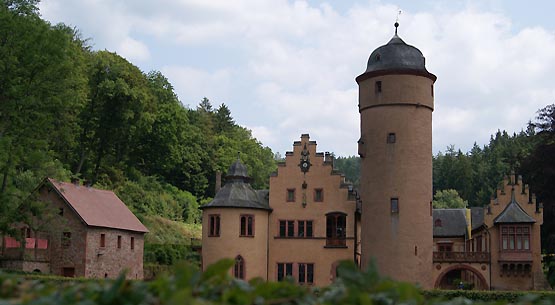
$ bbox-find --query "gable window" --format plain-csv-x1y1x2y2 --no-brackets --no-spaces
234,256,245,280
391,198,399,214
61,232,71,248
117,235,122,249
209,214,221,237
375,81,382,94
326,213,346,247
277,263,293,281
387,133,396,144
298,263,314,284
314,189,324,202
298,220,313,237
131,237,135,250
287,189,296,202
240,215,254,237
100,234,106,248
501,225,530,251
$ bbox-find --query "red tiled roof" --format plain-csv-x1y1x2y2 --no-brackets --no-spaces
47,178,149,233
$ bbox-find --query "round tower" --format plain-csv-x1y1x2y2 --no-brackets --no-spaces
200,159,271,280
357,23,436,288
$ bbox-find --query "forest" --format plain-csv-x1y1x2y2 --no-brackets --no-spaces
2,0,555,262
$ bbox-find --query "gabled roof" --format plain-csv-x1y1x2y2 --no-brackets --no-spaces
494,188,536,224
46,178,149,233
433,209,467,237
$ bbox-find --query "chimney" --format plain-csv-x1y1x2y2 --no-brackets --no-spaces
215,171,222,193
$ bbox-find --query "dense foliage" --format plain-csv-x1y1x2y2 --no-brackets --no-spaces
2,259,555,305
0,0,276,233
432,189,468,209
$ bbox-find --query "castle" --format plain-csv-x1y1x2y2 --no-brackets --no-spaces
200,23,547,290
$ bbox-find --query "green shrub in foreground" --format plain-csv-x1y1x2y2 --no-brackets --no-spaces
0,260,554,305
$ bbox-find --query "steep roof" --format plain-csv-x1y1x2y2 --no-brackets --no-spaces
46,178,149,233
471,207,485,230
433,209,467,237
200,160,271,211
494,188,536,224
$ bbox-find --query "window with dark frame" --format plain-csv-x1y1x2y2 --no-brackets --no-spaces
277,263,293,281
287,189,296,202
326,213,346,247
131,237,135,250
387,133,396,144
501,225,530,251
390,198,399,214
117,235,122,249
61,232,71,248
234,256,245,280
209,214,221,237
297,220,313,237
240,215,255,237
298,263,314,284
375,81,382,94
314,189,324,202
100,233,106,248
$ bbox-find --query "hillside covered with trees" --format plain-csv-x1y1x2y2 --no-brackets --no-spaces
0,0,276,262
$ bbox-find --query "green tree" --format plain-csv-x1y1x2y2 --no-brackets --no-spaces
432,189,468,209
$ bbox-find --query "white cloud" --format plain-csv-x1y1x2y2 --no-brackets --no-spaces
38,0,555,157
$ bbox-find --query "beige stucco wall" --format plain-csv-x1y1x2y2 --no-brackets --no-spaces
201,207,269,281
358,73,435,288
268,135,358,286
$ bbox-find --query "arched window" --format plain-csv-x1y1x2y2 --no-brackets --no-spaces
234,255,245,280
326,212,346,247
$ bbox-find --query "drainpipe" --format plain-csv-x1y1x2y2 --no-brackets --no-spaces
266,210,271,281
485,225,492,290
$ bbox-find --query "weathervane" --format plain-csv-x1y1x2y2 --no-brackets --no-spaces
395,9,402,35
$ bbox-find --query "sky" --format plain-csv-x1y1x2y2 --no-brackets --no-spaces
38,0,555,157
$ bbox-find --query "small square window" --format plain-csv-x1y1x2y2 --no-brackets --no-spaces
387,133,396,144
286,189,295,202
314,189,323,202
375,81,382,93
391,198,399,214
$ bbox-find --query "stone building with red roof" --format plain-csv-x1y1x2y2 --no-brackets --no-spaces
0,178,148,279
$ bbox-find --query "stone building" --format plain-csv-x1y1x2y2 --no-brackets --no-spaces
432,174,548,290
201,134,359,286
200,23,547,290
0,178,148,279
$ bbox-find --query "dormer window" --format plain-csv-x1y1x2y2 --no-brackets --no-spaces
375,53,381,61
434,219,442,227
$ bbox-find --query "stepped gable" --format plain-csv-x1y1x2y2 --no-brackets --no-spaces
494,187,536,224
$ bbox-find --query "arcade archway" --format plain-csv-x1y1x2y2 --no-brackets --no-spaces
435,265,488,290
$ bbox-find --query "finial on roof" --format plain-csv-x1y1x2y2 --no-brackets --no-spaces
395,10,401,35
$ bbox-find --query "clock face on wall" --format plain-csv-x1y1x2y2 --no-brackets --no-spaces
299,143,311,172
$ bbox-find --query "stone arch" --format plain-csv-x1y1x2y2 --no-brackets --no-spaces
434,264,488,290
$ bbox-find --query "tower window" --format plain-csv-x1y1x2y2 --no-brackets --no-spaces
375,81,382,94
240,214,254,237
209,214,221,237
387,133,396,143
431,84,434,97
391,198,399,214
